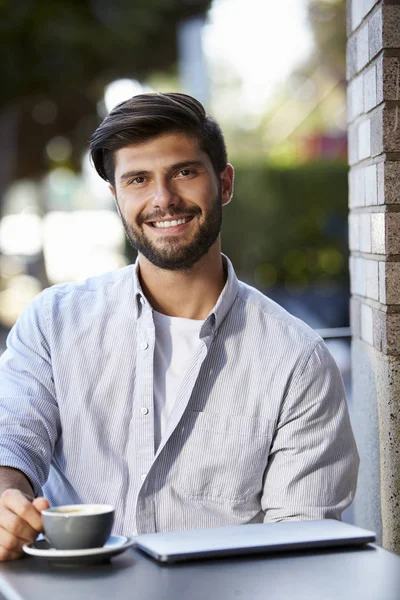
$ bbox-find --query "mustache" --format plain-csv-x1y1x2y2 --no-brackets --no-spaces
138,206,201,225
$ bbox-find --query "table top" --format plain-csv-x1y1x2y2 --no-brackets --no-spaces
0,544,399,600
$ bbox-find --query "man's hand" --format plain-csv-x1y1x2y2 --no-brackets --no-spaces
0,489,49,561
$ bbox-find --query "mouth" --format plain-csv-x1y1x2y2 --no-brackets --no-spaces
146,216,195,230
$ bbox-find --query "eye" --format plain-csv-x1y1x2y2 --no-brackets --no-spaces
177,169,195,178
131,176,145,184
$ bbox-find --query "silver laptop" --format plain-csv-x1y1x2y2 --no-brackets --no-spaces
134,519,376,563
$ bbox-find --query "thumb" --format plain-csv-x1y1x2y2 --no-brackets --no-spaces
32,497,50,512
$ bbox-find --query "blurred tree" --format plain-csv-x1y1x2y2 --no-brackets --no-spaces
306,0,346,84
222,161,349,288
0,0,212,196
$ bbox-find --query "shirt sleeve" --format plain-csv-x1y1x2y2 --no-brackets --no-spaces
261,340,359,522
0,290,60,497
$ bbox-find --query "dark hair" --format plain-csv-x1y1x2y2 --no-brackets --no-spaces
89,92,228,186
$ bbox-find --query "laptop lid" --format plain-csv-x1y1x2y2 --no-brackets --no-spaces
134,519,376,563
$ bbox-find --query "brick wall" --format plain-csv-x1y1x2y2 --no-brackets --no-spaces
347,0,400,552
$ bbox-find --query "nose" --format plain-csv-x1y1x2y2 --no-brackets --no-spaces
151,179,177,210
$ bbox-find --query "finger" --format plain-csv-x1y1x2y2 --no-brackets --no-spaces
0,507,39,543
32,497,50,512
0,490,42,532
0,525,27,553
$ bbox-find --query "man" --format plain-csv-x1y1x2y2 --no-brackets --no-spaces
0,93,358,560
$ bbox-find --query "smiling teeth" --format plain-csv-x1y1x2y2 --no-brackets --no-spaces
153,218,188,228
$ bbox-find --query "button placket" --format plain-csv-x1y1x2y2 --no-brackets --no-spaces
130,309,157,534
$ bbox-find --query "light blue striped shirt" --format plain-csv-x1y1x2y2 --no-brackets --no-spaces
0,256,358,536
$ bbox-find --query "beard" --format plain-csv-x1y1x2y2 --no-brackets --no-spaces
117,190,223,271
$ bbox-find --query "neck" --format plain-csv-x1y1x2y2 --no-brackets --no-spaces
137,243,226,320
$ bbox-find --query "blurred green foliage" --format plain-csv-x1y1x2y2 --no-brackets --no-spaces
0,0,212,106
0,0,212,184
307,0,346,83
221,161,348,288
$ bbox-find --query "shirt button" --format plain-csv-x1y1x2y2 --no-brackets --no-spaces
141,341,148,350
140,407,149,415
140,473,147,482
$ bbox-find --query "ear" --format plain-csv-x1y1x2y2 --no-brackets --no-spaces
221,164,234,207
109,184,116,200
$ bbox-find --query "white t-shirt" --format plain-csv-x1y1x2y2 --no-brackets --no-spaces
153,311,204,450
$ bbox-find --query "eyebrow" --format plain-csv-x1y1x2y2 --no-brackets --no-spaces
119,160,206,182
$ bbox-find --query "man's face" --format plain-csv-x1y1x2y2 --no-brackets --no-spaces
110,133,233,271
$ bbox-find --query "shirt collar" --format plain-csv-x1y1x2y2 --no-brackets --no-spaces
132,260,147,320
132,254,240,334
204,254,239,335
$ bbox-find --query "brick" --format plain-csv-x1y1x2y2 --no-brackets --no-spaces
384,161,400,204
387,213,400,255
373,53,400,105
385,263,400,305
351,1,363,32
366,258,379,300
364,65,377,112
348,75,364,122
383,106,400,153
348,169,355,207
373,308,385,351
350,297,361,338
361,302,374,345
346,82,352,122
349,166,365,207
385,313,400,354
382,5,400,48
349,213,360,251
358,24,370,71
365,163,378,205
347,35,358,80
377,161,385,205
370,106,384,156
351,256,366,296
351,1,365,32
369,7,382,60
377,54,384,104
382,56,400,101
349,255,356,294
348,122,359,165
351,0,379,32
358,119,371,160
379,261,386,304
349,255,355,294
360,213,372,252
371,212,385,254
347,0,353,36
366,0,378,12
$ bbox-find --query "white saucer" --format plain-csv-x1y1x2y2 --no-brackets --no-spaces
23,535,135,566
